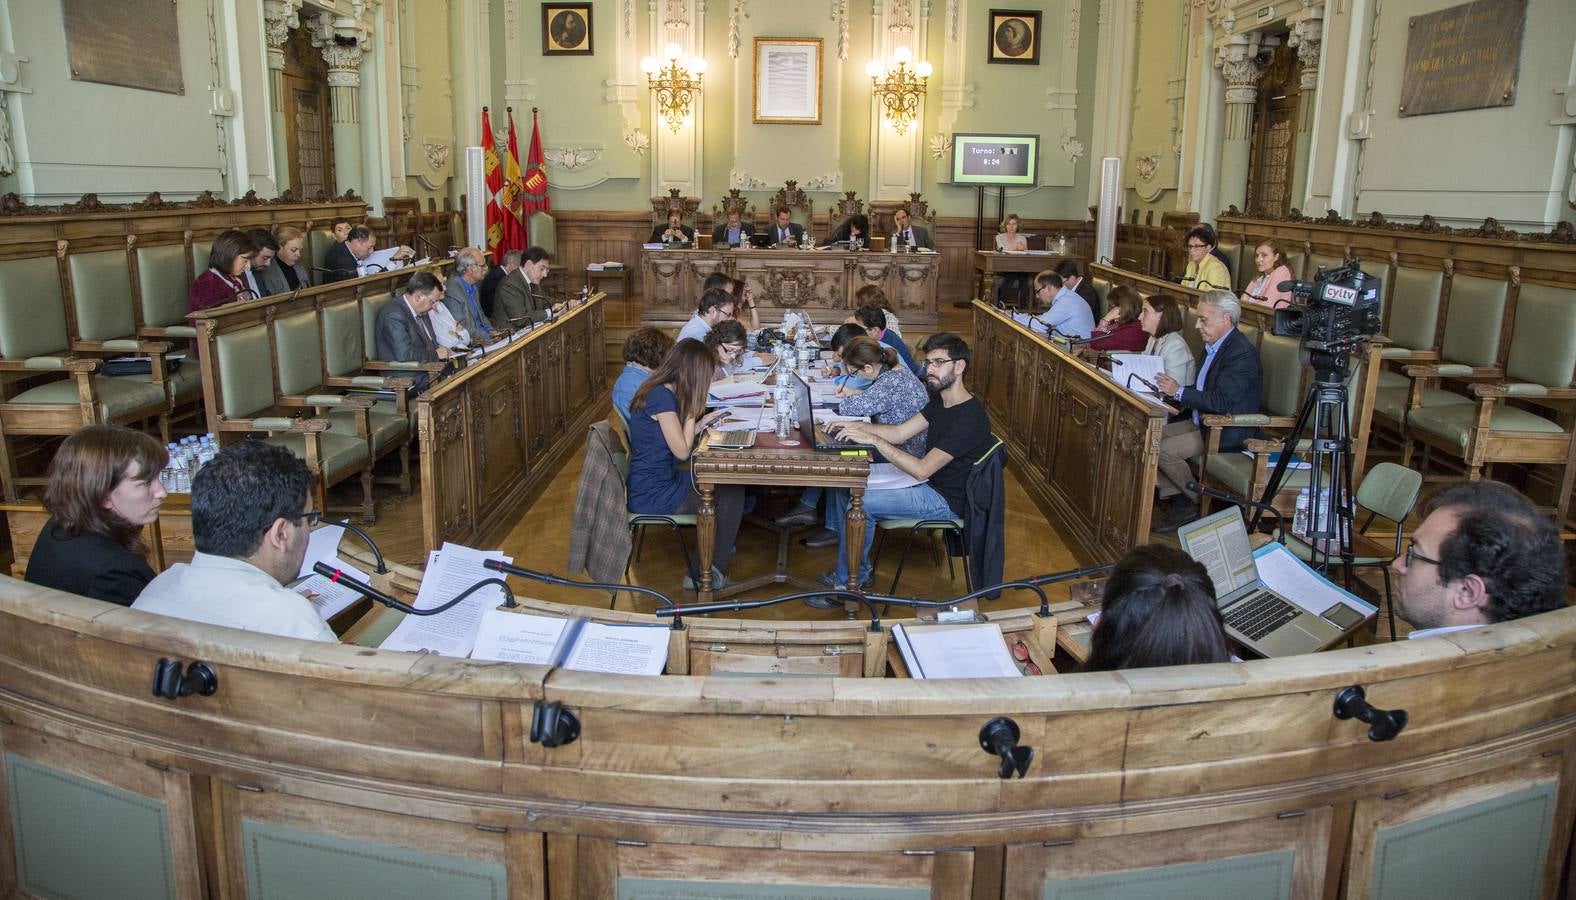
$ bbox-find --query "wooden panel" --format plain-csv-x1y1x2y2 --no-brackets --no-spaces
418,297,605,554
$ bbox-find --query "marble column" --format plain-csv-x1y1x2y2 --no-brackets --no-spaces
312,8,374,197
263,0,302,194
1288,16,1322,211
1216,38,1266,214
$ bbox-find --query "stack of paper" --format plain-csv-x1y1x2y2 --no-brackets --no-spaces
892,622,1022,679
378,543,514,656
470,609,670,675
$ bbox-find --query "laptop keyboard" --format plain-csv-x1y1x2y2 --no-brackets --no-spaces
714,429,756,447
1225,592,1300,641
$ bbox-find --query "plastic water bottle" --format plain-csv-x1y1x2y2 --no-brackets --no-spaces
775,406,791,439
1293,488,1310,538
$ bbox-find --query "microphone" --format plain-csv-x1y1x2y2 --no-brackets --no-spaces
232,287,260,303
1125,372,1162,395
1187,481,1286,538
1023,563,1115,588
1277,279,1298,292
327,518,386,574
412,233,442,259
481,559,679,624
312,562,515,615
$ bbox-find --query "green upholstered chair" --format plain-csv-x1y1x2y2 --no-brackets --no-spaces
308,227,337,279
319,296,418,489
211,321,372,520
1279,461,1422,641
68,248,202,416
1370,264,1452,439
1214,237,1244,292
1090,275,1112,314
1403,281,1576,523
1200,333,1308,512
357,290,448,385
528,211,557,257
0,256,169,499
1284,247,1307,281
135,242,199,343
1308,251,1344,278
188,240,211,279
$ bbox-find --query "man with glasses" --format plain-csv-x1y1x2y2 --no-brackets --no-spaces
677,287,737,343
815,333,995,598
134,442,337,642
1391,481,1566,639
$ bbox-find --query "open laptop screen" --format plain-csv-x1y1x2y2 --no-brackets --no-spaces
1177,507,1260,599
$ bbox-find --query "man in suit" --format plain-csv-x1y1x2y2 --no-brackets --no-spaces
891,207,933,251
1151,290,1264,532
491,245,562,330
712,210,754,246
322,225,376,283
442,247,494,343
479,249,519,320
375,271,453,390
768,206,804,247
244,228,289,297
648,211,695,245
1055,259,1100,321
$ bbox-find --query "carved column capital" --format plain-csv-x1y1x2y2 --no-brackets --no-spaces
309,4,374,124
263,0,303,52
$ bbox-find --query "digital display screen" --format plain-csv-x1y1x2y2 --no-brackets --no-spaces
950,133,1040,186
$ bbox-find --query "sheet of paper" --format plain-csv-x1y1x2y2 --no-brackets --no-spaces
291,525,368,619
378,543,514,656
562,622,671,675
708,380,771,401
812,411,870,426
1252,543,1376,615
867,462,924,491
361,246,408,271
712,408,770,432
469,609,569,664
1107,353,1165,391
893,623,1021,679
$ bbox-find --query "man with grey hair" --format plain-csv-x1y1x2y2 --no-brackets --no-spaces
1151,289,1263,532
442,247,493,342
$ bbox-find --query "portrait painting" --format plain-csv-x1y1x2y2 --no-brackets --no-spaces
988,9,1041,65
542,3,593,56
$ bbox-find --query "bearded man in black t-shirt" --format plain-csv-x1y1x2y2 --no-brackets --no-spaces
812,333,996,603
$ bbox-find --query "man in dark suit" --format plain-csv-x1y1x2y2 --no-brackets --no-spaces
891,207,933,250
648,211,696,245
1151,290,1264,532
322,225,376,283
375,271,453,390
712,210,754,246
491,245,562,330
767,206,804,247
479,249,518,320
1055,259,1100,320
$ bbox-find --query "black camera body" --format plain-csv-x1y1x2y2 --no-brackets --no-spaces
1271,260,1383,354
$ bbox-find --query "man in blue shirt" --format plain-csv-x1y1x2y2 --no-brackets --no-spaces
711,210,754,246
1032,271,1096,340
441,247,493,343
1152,290,1264,532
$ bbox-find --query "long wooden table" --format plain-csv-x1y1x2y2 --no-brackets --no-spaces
641,247,942,325
974,250,1088,302
971,301,1167,563
417,295,606,553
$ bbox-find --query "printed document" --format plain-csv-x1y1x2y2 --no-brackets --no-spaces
1252,543,1376,616
892,622,1021,679
291,525,367,619
378,543,513,656
471,609,670,675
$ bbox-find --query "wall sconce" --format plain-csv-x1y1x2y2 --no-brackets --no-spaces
866,46,931,136
642,42,706,132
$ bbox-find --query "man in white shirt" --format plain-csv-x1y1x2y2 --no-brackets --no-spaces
1032,271,1095,339
676,287,737,343
134,441,337,642
1391,480,1566,640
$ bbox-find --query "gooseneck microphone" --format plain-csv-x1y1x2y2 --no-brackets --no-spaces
311,562,515,615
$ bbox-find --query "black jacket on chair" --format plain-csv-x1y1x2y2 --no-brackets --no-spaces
1177,327,1264,452
25,519,155,607
964,438,1007,601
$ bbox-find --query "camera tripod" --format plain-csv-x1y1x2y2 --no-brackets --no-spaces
1251,347,1359,583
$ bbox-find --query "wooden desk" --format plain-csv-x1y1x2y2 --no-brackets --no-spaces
691,430,871,606
585,266,630,300
417,295,607,553
974,251,1088,302
641,247,942,325
0,494,194,576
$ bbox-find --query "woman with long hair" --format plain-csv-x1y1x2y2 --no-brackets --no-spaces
1081,545,1231,671
1090,285,1149,352
627,339,746,589
835,336,930,457
1241,239,1294,309
26,425,169,606
1139,293,1197,386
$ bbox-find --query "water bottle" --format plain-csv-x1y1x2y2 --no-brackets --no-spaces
1293,488,1310,538
775,405,791,439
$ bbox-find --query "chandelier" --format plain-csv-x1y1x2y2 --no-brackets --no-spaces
866,47,931,136
642,43,706,132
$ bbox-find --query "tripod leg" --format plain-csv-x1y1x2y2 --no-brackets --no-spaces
1255,382,1319,531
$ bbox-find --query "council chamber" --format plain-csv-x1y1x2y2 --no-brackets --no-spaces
0,0,1573,898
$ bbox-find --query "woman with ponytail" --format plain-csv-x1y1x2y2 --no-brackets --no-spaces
834,336,930,457
1082,545,1232,671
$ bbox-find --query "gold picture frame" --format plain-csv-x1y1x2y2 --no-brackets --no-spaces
753,37,823,125
542,2,593,56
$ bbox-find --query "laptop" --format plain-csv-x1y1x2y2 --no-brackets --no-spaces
790,374,875,453
1177,507,1368,657
748,232,774,249
708,408,760,450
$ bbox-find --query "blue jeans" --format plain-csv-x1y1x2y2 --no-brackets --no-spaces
827,484,956,585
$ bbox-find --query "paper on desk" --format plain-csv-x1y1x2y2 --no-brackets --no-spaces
867,462,923,491
1108,354,1165,390
292,525,369,620
561,622,670,675
812,411,870,426
471,608,567,665
712,408,770,431
361,247,409,271
708,380,770,401
378,543,514,656
1252,543,1376,615
470,610,670,674
892,622,1021,679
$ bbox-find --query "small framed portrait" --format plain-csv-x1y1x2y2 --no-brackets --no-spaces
987,9,1041,65
542,2,593,56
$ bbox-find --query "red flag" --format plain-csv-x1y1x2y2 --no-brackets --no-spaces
480,107,505,260
502,109,528,253
519,108,552,244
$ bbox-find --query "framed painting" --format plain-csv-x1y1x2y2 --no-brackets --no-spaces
542,3,593,56
988,9,1041,65
753,37,823,125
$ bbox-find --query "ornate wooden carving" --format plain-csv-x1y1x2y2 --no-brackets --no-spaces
767,181,813,217
0,188,364,218
712,189,754,220
1221,208,1575,244
650,188,701,225
832,191,864,218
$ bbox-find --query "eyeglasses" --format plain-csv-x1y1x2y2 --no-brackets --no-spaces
1185,243,1209,250
289,509,323,527
921,357,958,369
1010,640,1042,676
1403,539,1441,568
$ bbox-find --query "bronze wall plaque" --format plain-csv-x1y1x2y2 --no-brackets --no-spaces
1398,0,1524,117
62,0,184,95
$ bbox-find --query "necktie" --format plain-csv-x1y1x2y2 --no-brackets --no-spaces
905,229,913,244
416,313,436,348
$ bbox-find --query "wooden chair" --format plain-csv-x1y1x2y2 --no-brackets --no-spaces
1402,281,1576,523
356,289,450,387
710,189,756,233
602,411,697,582
0,253,170,499
767,181,814,234
1199,331,1306,512
320,294,418,494
650,188,701,233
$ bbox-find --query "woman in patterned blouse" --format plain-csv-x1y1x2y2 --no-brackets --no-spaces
835,336,930,458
